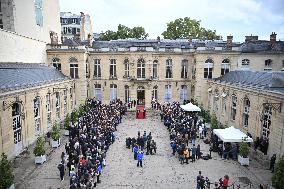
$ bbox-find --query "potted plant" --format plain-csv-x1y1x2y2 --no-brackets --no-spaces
51,123,61,148
238,141,250,166
272,155,284,189
33,136,46,164
63,113,71,136
0,153,14,189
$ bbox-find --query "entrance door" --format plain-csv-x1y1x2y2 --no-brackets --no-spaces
12,103,22,156
137,86,145,105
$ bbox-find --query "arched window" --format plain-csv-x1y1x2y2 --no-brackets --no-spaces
94,84,102,101
180,85,188,103
110,84,117,101
34,97,41,132
124,59,130,77
231,94,237,121
264,59,272,71
152,86,158,101
166,59,173,78
124,85,129,103
152,60,158,79
12,103,22,145
164,85,172,102
242,97,250,127
221,59,230,76
137,58,145,79
241,59,250,66
181,59,188,78
52,57,61,71
204,59,214,79
70,57,79,78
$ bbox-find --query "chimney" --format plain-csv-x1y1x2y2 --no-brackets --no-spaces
270,32,277,45
226,35,233,50
245,34,258,42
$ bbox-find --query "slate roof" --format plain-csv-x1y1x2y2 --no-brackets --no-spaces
0,63,70,93
214,70,284,94
240,40,284,53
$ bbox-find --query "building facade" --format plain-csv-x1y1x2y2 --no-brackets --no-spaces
0,0,73,158
60,12,93,42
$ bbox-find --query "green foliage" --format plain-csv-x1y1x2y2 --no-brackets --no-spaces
33,136,46,156
224,121,229,128
51,123,60,141
272,155,284,189
162,17,220,40
78,104,86,117
0,153,14,188
64,113,71,130
71,109,79,124
239,141,249,158
204,110,211,123
99,24,149,41
211,113,218,129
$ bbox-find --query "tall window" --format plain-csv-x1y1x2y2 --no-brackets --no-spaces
35,0,43,26
262,105,272,138
34,97,41,132
70,57,79,79
181,59,188,78
124,59,130,77
204,59,213,79
243,97,250,128
264,59,272,71
63,90,67,115
110,84,117,101
0,19,3,29
166,59,173,78
70,88,74,110
152,60,158,79
231,95,237,121
124,85,129,103
214,91,219,111
152,86,158,101
221,59,230,76
137,58,146,79
110,59,117,78
46,94,51,128
241,59,250,66
180,85,188,102
52,58,61,72
94,59,101,78
55,92,60,119
12,103,22,145
164,85,172,102
94,84,102,101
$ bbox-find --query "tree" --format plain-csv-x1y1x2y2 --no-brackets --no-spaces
0,153,14,188
162,17,220,40
210,113,218,129
272,155,284,189
99,24,149,41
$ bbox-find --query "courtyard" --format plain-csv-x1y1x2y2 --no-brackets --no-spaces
13,110,272,189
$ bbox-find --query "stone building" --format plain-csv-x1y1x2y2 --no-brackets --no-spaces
60,12,93,42
207,71,284,158
0,0,74,158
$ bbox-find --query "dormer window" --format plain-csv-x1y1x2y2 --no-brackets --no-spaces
264,59,272,71
241,59,250,66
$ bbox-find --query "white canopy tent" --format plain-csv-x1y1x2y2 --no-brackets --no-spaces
213,126,253,143
180,103,201,112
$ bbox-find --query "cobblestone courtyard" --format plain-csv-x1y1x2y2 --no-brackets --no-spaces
14,111,272,189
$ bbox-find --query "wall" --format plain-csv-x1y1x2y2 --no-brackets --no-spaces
0,29,47,63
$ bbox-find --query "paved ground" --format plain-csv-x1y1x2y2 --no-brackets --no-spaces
13,110,272,189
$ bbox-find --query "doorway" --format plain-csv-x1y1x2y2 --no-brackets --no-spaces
137,86,145,105
12,103,22,156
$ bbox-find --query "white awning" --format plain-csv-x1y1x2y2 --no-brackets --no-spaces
221,92,227,98
213,126,253,143
180,103,201,112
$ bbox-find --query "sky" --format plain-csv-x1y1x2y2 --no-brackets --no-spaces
59,0,284,42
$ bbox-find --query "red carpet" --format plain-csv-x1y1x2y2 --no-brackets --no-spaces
136,105,146,119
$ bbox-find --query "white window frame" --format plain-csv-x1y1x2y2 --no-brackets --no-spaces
110,84,117,101
124,59,130,77
180,85,188,102
152,60,158,79
55,92,60,120
110,59,117,78
124,85,129,103
166,59,173,78
137,58,146,79
181,59,188,78
262,105,272,138
46,94,52,128
164,85,172,102
242,97,250,128
152,86,158,101
94,59,101,78
34,97,41,133
94,84,102,101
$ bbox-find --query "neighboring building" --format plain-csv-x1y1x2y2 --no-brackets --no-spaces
208,71,284,158
60,12,93,42
0,0,73,158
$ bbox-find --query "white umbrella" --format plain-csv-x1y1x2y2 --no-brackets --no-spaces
180,103,201,112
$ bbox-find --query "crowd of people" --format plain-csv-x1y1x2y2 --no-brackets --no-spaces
58,98,126,189
159,101,209,164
